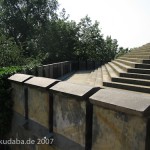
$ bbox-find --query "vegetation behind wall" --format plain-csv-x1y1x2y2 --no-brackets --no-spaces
0,67,22,139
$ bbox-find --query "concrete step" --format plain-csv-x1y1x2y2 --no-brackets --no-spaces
112,61,130,72
105,63,150,86
113,61,150,75
105,64,118,78
116,59,150,69
139,47,150,50
86,69,103,86
124,52,150,57
86,71,96,85
109,61,150,80
91,70,97,79
123,54,150,59
131,46,150,51
108,62,125,76
101,65,111,82
119,57,143,63
103,81,150,93
94,68,103,86
116,59,135,67
112,77,150,86
120,72,150,80
94,77,102,86
127,48,150,52
143,59,150,64
119,57,150,64
128,68,150,74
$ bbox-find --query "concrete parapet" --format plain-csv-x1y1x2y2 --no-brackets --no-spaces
25,77,59,89
50,82,99,98
8,74,33,116
90,88,150,150
8,73,33,83
24,77,59,128
50,82,100,150
37,66,44,77
35,61,73,79
8,74,150,150
43,65,50,78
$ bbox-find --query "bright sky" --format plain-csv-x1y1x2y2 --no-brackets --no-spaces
58,0,150,48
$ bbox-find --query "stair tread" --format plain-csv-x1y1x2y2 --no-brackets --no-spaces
104,81,150,89
105,63,150,87
124,54,150,56
112,60,131,69
101,65,111,82
113,61,150,71
113,76,150,82
108,62,125,73
120,72,150,77
105,64,118,78
116,59,150,66
85,44,150,93
120,57,143,60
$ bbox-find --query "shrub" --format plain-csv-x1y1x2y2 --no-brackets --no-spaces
0,66,22,139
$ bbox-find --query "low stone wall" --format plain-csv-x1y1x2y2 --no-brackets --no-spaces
50,82,99,150
90,89,150,150
22,61,101,79
78,61,101,71
8,74,150,150
22,61,72,79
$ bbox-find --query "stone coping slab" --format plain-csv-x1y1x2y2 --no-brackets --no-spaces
8,73,33,83
90,88,150,116
25,77,59,88
50,81,100,99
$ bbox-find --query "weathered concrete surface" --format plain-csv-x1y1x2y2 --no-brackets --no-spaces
64,71,91,85
90,88,150,150
50,81,99,150
43,65,50,78
53,93,86,148
25,77,59,88
37,66,44,77
11,83,25,115
25,77,59,128
49,64,54,78
28,87,49,128
8,73,33,83
90,88,150,116
50,81,95,98
92,106,147,150
62,70,103,87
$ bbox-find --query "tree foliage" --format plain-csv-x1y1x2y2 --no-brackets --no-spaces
0,0,58,58
116,47,129,58
103,36,118,62
40,19,79,64
76,16,104,61
0,0,128,66
0,32,22,67
76,16,119,63
0,66,22,139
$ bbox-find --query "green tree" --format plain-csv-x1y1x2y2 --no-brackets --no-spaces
0,0,58,58
104,36,118,62
0,32,22,67
116,47,129,58
39,18,79,64
76,16,104,61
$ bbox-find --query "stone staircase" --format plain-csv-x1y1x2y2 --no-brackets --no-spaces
87,43,150,93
